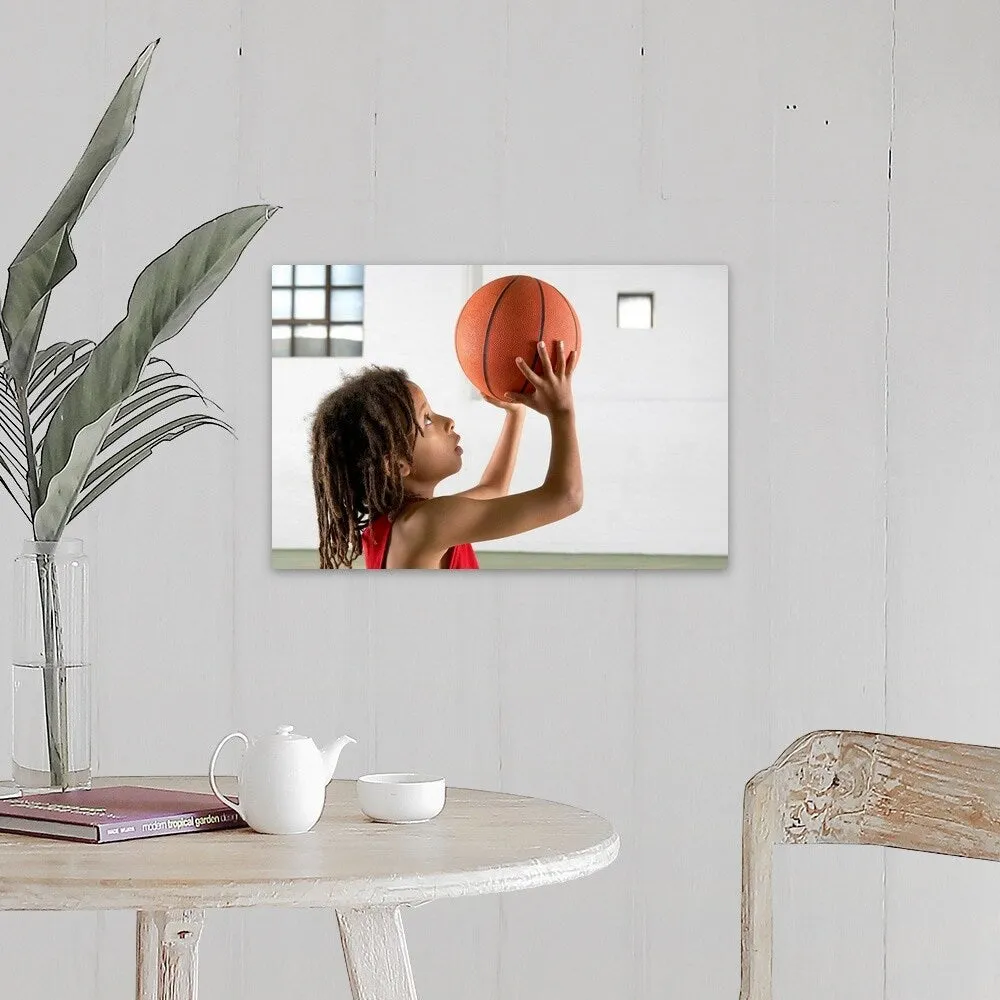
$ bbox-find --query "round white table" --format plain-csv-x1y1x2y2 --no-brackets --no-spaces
0,776,619,999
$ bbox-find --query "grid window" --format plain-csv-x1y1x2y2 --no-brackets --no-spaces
271,264,365,356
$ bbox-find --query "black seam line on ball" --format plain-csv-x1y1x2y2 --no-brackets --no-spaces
519,278,546,395
483,275,520,399
552,284,580,357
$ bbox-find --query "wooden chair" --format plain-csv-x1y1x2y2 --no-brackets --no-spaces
740,729,1000,1000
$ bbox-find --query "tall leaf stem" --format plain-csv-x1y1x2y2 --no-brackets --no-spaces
35,554,69,787
14,386,39,512
15,382,68,787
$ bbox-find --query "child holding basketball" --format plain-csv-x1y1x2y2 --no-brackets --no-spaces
310,338,581,569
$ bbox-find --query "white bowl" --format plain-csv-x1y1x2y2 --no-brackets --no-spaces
357,773,446,823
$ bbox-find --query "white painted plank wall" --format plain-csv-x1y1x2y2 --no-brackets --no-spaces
885,2,1000,997
1,2,994,999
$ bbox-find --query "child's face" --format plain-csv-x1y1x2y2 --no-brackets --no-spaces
404,382,462,485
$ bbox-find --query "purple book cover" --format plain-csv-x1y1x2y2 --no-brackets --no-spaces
0,785,247,843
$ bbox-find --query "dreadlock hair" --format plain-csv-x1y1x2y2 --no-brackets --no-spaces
310,364,420,569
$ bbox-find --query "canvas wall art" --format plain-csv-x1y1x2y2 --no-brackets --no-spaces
271,264,728,570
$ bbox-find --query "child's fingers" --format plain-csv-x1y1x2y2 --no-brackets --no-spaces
503,390,532,407
504,390,538,412
553,339,566,377
566,348,578,376
515,355,543,387
535,339,554,377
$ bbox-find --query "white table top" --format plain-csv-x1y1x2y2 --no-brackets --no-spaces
0,776,619,911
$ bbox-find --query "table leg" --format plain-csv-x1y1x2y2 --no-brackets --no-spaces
135,909,204,1000
136,912,158,1000
336,905,419,1000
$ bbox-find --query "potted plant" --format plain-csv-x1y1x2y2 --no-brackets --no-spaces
0,39,278,791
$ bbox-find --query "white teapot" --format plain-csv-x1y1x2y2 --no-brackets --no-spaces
209,725,356,834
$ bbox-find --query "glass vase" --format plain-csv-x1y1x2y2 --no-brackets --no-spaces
11,538,91,792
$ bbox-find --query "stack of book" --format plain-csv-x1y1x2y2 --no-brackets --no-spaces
0,785,247,843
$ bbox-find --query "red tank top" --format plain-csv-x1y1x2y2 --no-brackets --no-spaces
361,498,479,569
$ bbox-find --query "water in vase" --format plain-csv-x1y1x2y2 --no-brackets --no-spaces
11,661,91,791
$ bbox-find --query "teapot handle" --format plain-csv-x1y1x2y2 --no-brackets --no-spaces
209,732,249,821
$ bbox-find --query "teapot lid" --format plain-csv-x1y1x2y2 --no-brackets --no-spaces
271,724,308,741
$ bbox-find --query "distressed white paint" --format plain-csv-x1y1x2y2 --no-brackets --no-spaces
337,907,420,1000
0,777,617,910
0,1,995,999
135,910,158,1000
151,910,203,1000
0,777,614,999
743,731,1000,1000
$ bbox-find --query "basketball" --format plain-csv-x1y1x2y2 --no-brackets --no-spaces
454,274,582,399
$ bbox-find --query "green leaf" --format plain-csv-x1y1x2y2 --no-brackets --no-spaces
30,351,95,431
0,410,27,470
0,420,26,469
1,41,158,384
136,354,211,399
28,339,94,394
29,342,72,379
0,439,28,488
34,201,278,540
35,411,117,538
0,378,26,462
104,387,209,448
70,412,232,522
87,360,223,465
0,384,23,446
0,375,31,520
112,373,213,425
0,456,30,519
19,341,95,457
0,414,21,454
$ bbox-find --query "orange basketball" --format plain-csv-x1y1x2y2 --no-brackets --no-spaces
454,274,581,399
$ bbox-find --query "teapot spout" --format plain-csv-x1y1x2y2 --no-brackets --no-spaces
320,734,357,783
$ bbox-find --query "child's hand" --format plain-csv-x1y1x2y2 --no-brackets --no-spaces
504,339,577,417
480,391,525,414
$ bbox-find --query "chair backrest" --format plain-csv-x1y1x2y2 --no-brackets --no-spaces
740,729,1000,1000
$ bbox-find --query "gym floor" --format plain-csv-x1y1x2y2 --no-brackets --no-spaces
271,550,727,570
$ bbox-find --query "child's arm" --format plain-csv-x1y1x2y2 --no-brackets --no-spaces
453,401,526,500
401,340,582,550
